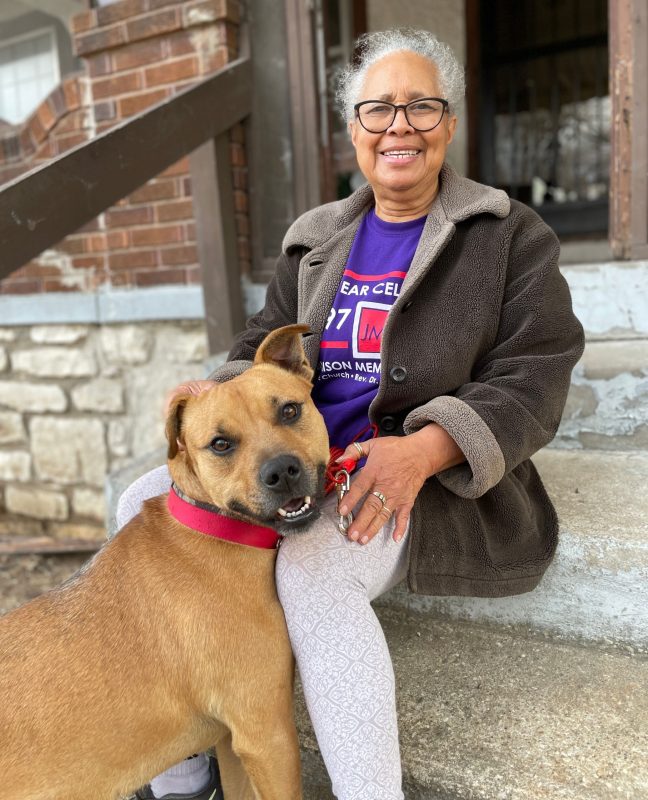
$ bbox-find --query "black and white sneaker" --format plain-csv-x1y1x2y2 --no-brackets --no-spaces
133,756,223,800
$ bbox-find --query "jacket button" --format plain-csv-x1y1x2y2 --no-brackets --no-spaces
380,415,397,432
389,366,407,383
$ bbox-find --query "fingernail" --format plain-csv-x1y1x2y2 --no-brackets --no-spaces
349,530,358,541
339,504,348,516
360,535,369,545
395,534,402,543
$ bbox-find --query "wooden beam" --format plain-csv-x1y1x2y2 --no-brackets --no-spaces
0,537,101,556
609,0,648,259
0,58,252,280
189,134,246,354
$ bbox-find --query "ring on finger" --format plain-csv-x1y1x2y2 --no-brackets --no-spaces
372,490,387,506
381,505,393,516
353,442,364,457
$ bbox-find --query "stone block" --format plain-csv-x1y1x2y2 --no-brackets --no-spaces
0,329,17,342
71,378,124,413
49,522,105,542
0,381,67,413
6,486,68,520
30,325,90,344
0,411,26,444
0,451,31,481
11,347,97,378
0,346,7,371
108,419,131,457
73,487,106,522
31,418,107,487
100,325,152,365
154,326,208,363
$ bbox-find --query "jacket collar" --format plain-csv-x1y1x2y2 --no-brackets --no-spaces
282,163,510,252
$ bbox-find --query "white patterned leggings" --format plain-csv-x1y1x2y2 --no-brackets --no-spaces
116,467,409,800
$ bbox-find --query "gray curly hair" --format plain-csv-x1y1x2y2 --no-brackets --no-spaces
335,28,465,123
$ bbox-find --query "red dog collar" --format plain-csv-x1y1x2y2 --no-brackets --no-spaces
167,484,282,549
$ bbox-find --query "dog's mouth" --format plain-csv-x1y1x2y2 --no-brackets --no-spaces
275,495,317,525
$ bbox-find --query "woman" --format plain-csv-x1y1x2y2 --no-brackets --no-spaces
123,28,584,800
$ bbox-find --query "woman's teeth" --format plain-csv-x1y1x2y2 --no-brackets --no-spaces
384,150,418,158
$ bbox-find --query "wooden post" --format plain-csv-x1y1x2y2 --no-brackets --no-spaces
609,0,648,259
190,134,246,354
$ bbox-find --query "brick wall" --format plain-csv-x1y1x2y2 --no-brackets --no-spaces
0,0,250,295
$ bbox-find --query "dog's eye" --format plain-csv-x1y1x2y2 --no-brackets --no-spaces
210,437,232,453
281,403,301,423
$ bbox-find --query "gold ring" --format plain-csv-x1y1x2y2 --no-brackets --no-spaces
372,490,387,506
353,442,364,457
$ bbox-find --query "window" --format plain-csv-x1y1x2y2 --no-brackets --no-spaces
0,29,59,125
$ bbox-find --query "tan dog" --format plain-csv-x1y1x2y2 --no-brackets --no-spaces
0,325,329,800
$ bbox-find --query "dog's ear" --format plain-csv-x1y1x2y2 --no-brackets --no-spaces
165,394,192,459
254,324,314,382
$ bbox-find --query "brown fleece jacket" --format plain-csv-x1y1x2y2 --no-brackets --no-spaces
210,164,585,597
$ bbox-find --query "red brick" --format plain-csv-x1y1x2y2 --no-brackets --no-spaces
145,56,199,87
75,25,127,57
71,9,97,34
72,255,106,270
233,189,247,213
118,88,168,117
88,53,113,77
160,156,189,177
113,39,164,72
87,234,108,252
160,244,198,265
43,280,84,293
54,133,88,155
199,49,227,74
21,262,62,278
94,100,117,121
93,71,143,100
106,206,154,227
129,179,178,203
78,218,101,233
62,78,82,110
230,142,245,167
49,87,67,117
131,225,184,246
183,0,239,27
229,122,244,144
97,0,148,26
155,198,194,222
107,230,129,249
135,267,186,286
165,30,196,58
27,114,47,145
54,112,85,134
35,140,55,161
0,279,42,295
150,0,180,8
126,9,180,43
59,237,87,256
235,214,249,236
109,250,158,270
101,269,132,286
232,169,246,190
185,222,196,241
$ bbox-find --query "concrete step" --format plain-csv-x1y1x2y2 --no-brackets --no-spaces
558,339,648,450
297,610,648,799
379,448,648,648
562,260,648,339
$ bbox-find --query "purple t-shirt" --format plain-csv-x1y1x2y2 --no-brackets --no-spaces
311,208,426,449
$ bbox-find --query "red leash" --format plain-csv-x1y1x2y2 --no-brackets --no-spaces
324,422,379,495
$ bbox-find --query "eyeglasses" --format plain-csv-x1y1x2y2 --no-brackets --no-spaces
354,97,449,133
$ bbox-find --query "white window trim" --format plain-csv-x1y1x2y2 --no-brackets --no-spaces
0,26,60,123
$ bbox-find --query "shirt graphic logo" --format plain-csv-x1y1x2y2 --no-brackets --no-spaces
352,302,390,359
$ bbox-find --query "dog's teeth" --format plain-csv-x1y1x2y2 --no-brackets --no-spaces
277,508,288,517
305,496,311,506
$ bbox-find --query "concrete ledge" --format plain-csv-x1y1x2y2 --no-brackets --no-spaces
298,610,648,799
379,448,648,647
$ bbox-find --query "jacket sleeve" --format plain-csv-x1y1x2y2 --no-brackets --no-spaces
403,218,585,499
207,247,304,382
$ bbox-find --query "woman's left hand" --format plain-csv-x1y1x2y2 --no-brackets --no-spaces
336,424,465,545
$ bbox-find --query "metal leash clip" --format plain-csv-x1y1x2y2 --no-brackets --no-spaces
335,469,354,535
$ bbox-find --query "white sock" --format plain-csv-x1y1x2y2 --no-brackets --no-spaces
150,754,212,798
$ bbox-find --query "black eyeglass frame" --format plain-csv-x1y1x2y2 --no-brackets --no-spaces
353,97,449,133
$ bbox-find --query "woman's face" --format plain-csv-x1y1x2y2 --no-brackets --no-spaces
349,50,457,201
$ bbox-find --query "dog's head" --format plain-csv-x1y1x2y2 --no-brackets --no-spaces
166,325,330,534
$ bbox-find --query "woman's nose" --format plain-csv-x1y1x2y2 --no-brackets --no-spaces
386,106,415,135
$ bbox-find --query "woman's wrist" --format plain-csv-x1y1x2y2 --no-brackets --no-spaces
407,423,466,478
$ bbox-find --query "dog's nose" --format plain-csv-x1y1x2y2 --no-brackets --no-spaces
259,455,302,493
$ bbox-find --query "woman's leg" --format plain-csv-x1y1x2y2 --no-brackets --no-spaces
276,489,409,800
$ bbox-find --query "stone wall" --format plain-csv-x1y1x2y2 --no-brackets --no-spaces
0,319,209,540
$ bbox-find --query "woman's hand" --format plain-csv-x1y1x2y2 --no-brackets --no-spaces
336,424,465,545
163,380,218,418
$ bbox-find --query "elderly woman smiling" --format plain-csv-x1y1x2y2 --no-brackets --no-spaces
121,28,584,800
